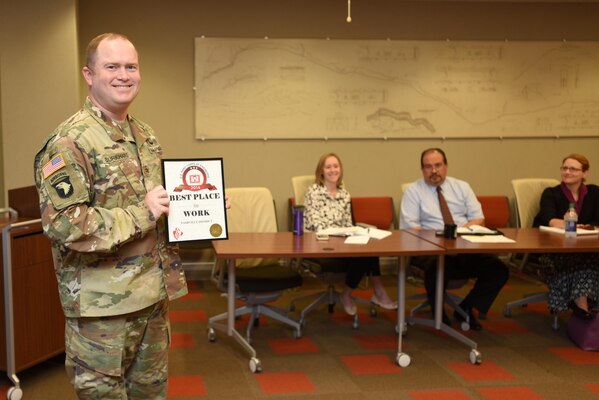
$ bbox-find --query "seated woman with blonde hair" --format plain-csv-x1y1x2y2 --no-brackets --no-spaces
533,153,599,319
303,152,396,315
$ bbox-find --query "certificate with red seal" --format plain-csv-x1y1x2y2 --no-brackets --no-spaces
162,158,228,242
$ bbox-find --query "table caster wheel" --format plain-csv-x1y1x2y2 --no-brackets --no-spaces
469,349,482,365
7,386,23,400
352,315,359,330
293,329,302,339
396,352,411,367
249,357,262,373
207,327,216,342
460,321,470,332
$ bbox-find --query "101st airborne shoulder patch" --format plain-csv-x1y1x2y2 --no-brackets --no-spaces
42,153,88,209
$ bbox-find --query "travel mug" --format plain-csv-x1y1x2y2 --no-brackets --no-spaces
292,206,305,236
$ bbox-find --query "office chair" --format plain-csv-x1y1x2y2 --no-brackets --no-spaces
288,176,373,329
208,187,302,343
504,178,560,330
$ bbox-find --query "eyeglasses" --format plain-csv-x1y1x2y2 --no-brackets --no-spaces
422,163,445,171
560,166,583,172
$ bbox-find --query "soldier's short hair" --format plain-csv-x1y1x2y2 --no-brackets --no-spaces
85,33,133,68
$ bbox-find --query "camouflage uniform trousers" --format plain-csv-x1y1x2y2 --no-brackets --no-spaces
65,299,170,399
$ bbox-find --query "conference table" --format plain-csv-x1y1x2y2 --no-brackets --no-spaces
209,228,599,372
210,231,444,372
404,227,599,364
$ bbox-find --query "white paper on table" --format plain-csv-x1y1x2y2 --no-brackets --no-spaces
539,225,599,235
456,225,497,235
344,235,370,244
461,235,515,243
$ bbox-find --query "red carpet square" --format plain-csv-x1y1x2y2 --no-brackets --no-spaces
476,386,544,400
256,371,315,394
167,375,207,397
448,360,515,382
181,291,204,301
484,319,529,334
234,314,268,329
186,280,199,290
409,388,472,400
169,309,207,323
171,332,195,348
341,354,402,375
353,334,399,350
549,347,599,365
586,384,599,394
268,337,320,354
526,302,551,314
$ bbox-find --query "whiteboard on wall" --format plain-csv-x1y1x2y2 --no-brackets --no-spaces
194,38,599,140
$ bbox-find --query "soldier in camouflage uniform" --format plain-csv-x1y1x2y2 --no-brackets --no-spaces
33,33,187,399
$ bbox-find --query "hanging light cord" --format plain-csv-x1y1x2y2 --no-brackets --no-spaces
347,0,352,23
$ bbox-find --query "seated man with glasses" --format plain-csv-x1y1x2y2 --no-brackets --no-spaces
400,148,509,330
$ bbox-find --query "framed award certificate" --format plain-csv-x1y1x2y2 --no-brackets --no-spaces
162,158,228,243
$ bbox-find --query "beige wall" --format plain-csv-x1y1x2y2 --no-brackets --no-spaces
3,0,599,227
0,0,79,206
76,0,599,230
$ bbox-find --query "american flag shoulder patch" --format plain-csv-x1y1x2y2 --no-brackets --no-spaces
42,153,66,179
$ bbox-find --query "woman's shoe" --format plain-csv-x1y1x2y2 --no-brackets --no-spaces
371,294,398,310
568,300,593,320
340,294,357,316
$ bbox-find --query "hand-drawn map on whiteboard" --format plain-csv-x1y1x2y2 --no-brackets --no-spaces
194,38,599,139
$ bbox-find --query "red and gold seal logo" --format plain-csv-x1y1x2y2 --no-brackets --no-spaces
174,164,217,192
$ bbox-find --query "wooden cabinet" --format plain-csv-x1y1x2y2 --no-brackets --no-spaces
0,217,64,372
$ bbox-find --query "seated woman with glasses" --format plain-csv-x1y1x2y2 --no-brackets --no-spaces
533,153,599,319
303,152,397,316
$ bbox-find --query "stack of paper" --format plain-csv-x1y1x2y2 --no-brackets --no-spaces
457,225,500,235
317,226,392,244
539,225,599,235
461,235,515,243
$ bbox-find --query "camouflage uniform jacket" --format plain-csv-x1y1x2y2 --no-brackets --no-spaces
34,97,188,318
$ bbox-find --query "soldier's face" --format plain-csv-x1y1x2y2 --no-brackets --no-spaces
82,38,141,120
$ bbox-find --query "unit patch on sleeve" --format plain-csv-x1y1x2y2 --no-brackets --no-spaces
49,171,74,199
42,153,66,179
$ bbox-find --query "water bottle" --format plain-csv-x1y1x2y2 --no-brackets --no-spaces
292,206,304,236
564,203,578,238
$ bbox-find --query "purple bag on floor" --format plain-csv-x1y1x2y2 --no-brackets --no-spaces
567,312,599,351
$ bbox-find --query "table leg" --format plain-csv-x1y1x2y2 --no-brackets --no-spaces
408,255,481,364
396,256,411,367
207,258,259,370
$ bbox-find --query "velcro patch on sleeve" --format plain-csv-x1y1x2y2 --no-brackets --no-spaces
42,153,66,179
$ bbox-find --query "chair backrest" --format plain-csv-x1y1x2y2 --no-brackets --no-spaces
477,195,510,229
225,187,278,267
351,197,396,229
291,175,315,206
8,185,41,218
511,178,560,228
